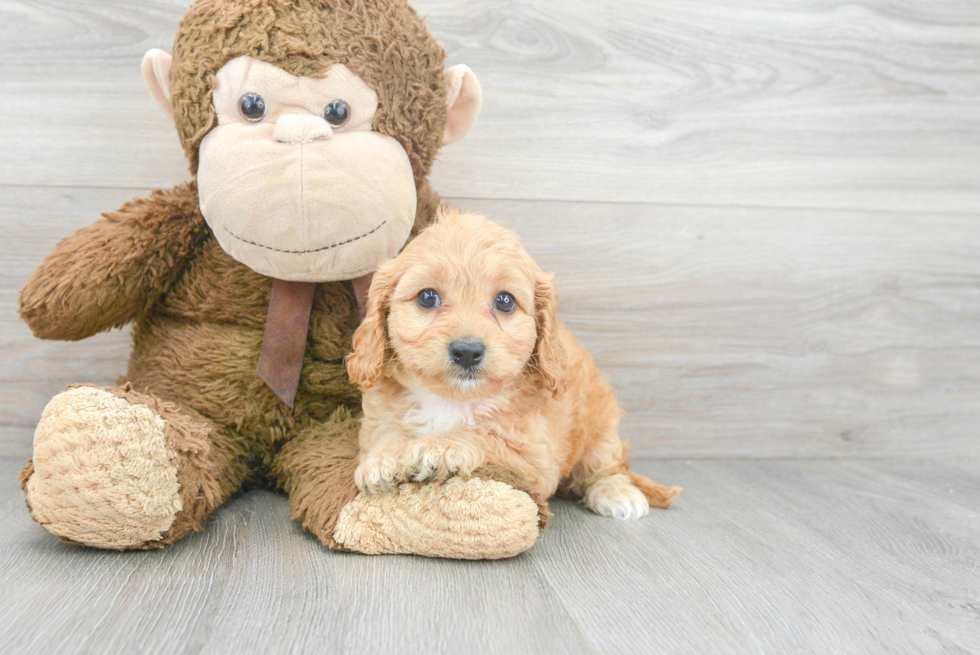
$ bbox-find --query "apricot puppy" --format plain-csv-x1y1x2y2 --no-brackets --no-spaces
346,207,680,519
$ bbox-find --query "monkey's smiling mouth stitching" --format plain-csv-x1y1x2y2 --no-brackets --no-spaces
221,220,388,254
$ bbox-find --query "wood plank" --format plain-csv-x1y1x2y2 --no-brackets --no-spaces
531,457,980,654
1,456,978,654
0,456,590,655
1,0,977,212
3,187,979,458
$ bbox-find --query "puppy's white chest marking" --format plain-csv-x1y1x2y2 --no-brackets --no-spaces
402,387,499,436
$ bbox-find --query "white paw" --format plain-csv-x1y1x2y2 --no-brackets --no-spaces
585,475,650,520
355,455,403,494
404,440,483,483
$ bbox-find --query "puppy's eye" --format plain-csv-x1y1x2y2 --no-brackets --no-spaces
417,288,441,310
323,100,350,127
239,93,267,122
494,292,516,314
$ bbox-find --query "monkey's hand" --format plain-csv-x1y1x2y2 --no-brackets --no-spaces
19,182,209,341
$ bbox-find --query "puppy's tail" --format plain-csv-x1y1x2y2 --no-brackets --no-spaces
629,471,682,509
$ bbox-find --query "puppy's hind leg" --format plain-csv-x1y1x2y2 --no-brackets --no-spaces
584,473,651,520
583,471,681,519
565,438,661,519
569,429,681,519
567,374,682,518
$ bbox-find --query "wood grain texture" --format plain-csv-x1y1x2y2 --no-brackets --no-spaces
2,456,978,654
4,187,979,459
0,0,977,212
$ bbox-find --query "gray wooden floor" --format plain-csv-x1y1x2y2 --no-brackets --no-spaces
2,0,979,653
2,456,978,654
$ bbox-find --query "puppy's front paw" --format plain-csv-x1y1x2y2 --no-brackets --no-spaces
404,440,484,483
355,454,403,494
585,474,650,520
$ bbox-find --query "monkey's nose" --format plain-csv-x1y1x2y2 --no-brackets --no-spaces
273,114,333,144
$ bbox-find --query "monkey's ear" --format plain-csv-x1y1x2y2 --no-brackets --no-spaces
141,49,174,119
443,65,482,145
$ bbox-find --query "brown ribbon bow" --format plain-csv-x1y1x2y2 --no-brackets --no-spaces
258,274,373,408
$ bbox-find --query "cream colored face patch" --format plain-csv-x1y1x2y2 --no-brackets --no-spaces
198,56,417,282
210,57,379,131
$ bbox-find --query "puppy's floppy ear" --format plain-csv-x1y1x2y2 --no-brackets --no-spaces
346,263,399,389
533,271,568,397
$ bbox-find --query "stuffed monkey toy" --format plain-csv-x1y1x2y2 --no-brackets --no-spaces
18,0,549,558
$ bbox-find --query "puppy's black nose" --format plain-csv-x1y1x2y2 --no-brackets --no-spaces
449,339,485,370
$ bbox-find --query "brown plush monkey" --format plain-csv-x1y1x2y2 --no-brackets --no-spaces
17,0,547,558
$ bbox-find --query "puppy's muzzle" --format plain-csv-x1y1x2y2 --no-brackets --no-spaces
449,338,485,371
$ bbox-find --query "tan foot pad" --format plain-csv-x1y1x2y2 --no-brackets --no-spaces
25,386,182,549
333,477,540,559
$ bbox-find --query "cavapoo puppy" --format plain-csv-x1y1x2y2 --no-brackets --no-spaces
346,207,680,519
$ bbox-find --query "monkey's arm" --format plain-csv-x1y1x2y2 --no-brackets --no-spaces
19,183,209,341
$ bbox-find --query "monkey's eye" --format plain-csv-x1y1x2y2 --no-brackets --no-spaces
494,292,516,314
416,289,441,310
323,100,350,127
238,93,267,122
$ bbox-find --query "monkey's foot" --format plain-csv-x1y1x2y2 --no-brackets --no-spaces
21,385,212,550
333,466,549,560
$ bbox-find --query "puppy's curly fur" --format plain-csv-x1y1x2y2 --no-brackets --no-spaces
346,207,680,518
